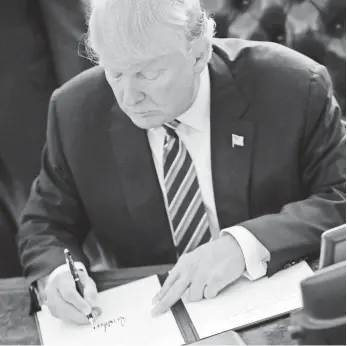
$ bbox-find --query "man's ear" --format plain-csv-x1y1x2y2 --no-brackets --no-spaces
191,36,210,74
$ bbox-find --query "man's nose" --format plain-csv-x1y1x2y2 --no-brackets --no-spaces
122,77,144,107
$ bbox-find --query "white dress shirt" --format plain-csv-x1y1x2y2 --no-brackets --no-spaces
147,66,270,280
43,66,270,291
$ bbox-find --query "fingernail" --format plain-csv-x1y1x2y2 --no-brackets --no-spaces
84,307,92,315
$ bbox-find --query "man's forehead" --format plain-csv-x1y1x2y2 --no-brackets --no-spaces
101,52,178,73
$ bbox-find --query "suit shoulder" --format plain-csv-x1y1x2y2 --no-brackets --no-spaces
213,38,323,81
212,38,333,114
51,66,114,117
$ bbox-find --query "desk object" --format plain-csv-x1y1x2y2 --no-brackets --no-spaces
189,330,245,345
319,224,346,268
34,262,313,345
290,225,346,345
290,261,346,345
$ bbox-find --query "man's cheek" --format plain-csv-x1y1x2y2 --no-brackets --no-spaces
147,88,168,108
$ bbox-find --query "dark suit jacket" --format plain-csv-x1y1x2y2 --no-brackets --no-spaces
17,39,346,284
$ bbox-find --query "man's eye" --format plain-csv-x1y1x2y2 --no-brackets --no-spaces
113,73,123,80
139,70,161,80
107,72,122,80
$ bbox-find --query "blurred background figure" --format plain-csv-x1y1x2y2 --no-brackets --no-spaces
0,155,23,278
203,0,346,116
0,0,92,201
0,0,92,277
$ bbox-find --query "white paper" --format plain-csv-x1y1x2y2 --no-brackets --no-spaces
183,261,313,339
36,276,184,346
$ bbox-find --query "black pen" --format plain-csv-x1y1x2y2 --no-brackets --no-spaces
64,249,95,328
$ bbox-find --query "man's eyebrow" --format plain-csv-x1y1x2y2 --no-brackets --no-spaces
106,68,122,76
142,55,169,70
142,60,161,70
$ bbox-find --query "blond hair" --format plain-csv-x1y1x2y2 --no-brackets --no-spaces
84,0,215,69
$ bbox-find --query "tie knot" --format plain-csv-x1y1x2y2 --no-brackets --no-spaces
163,120,180,138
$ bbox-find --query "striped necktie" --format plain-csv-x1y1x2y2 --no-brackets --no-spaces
163,120,212,255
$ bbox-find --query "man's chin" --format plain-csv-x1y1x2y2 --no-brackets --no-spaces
129,114,165,130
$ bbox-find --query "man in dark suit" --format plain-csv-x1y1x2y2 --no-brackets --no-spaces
17,0,345,324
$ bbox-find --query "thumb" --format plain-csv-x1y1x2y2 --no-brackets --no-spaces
203,276,228,300
204,270,238,300
203,283,218,300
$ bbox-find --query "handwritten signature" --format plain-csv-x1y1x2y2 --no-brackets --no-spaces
94,317,126,332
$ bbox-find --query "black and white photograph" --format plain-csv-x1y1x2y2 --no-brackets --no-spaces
0,0,346,345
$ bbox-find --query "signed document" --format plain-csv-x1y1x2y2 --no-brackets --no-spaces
36,276,184,346
36,262,313,345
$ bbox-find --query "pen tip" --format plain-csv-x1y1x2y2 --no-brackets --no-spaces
89,317,95,329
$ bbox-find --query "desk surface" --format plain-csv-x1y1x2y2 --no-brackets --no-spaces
0,265,296,345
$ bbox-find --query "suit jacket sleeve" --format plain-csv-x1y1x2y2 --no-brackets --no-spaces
17,91,91,285
240,65,346,276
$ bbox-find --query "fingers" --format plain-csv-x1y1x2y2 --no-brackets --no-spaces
79,271,98,307
203,270,236,300
151,238,244,315
152,266,181,304
186,274,206,302
152,274,190,316
58,276,93,315
49,291,90,325
46,270,99,324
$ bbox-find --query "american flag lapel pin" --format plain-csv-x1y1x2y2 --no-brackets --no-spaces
232,134,244,148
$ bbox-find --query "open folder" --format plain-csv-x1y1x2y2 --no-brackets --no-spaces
35,262,313,346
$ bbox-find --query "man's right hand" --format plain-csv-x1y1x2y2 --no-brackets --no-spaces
45,268,101,325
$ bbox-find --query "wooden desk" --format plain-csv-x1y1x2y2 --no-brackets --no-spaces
0,265,295,345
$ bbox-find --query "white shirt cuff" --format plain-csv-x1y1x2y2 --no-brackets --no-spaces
220,226,270,281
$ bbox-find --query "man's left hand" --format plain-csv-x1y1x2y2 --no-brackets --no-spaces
151,234,246,316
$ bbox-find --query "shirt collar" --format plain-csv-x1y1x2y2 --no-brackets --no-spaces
177,65,210,132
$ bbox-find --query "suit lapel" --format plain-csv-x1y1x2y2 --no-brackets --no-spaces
106,45,255,251
108,106,176,263
209,48,255,228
